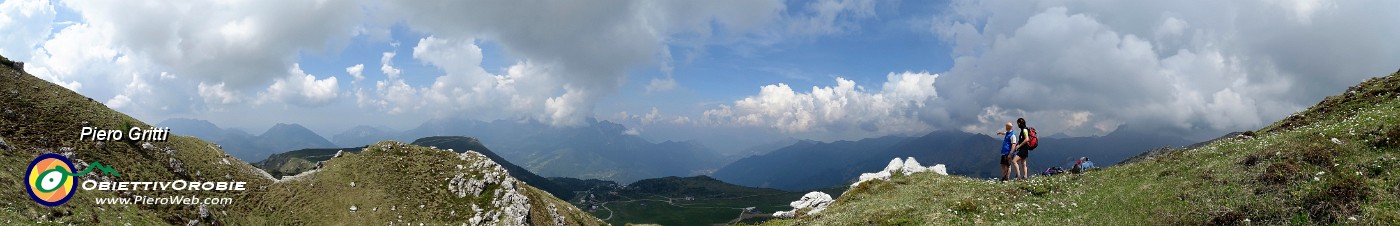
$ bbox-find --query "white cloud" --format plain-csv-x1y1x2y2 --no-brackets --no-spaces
0,0,55,60
10,0,895,130
372,1,795,126
702,71,940,135
354,36,571,122
255,64,340,106
929,0,1400,137
346,64,364,81
644,77,678,93
361,0,891,126
197,82,240,105
56,0,366,88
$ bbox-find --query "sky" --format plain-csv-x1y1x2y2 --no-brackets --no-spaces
2,0,1399,146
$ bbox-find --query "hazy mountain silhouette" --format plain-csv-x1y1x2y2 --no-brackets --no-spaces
156,119,336,162
713,128,1195,191
334,118,725,183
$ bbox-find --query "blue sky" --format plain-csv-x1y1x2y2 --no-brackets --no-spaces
3,0,1399,147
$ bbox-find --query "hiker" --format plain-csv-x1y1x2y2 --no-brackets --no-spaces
1011,118,1036,180
997,122,1018,181
1072,157,1095,174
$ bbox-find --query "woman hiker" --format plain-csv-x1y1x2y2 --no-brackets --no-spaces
1012,118,1031,180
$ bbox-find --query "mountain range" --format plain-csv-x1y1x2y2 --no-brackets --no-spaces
156,118,337,162
713,127,1195,191
325,118,727,184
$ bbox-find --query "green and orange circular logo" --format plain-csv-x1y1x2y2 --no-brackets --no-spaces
26,153,77,206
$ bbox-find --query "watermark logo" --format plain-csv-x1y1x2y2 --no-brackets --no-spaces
25,153,120,206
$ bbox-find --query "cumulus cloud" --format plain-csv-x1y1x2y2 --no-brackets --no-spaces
10,0,375,120
346,64,365,81
10,0,890,129
368,1,795,126
927,0,1400,137
197,82,240,105
0,0,55,60
702,72,940,135
56,0,365,88
255,64,340,106
353,36,568,121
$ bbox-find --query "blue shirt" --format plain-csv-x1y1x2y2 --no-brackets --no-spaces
1001,130,1017,155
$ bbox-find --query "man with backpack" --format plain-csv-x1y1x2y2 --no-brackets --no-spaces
1011,118,1039,180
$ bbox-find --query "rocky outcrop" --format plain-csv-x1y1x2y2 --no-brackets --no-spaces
771,157,946,219
852,157,947,188
447,150,531,225
773,191,834,218
0,55,21,71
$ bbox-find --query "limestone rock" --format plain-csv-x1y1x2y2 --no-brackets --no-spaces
773,191,834,218
851,157,948,188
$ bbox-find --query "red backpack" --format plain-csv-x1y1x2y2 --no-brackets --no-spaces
1022,127,1039,150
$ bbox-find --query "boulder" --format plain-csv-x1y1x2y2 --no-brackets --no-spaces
883,158,905,172
930,164,948,175
901,157,927,175
0,55,22,71
773,191,834,218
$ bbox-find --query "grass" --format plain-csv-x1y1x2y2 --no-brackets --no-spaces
231,141,606,225
763,72,1400,225
568,175,849,225
0,55,277,225
598,191,804,225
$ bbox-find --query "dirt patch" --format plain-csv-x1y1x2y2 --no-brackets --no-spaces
1239,152,1263,167
1257,161,1300,186
1205,207,1247,225
1297,139,1338,167
1366,124,1400,147
1304,174,1369,223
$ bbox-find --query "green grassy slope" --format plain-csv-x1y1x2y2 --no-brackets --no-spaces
231,141,606,225
256,136,579,200
0,56,277,225
762,72,1400,225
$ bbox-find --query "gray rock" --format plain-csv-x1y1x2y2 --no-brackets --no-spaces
773,191,833,218
169,157,185,175
199,204,210,219
0,55,22,71
0,136,10,151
